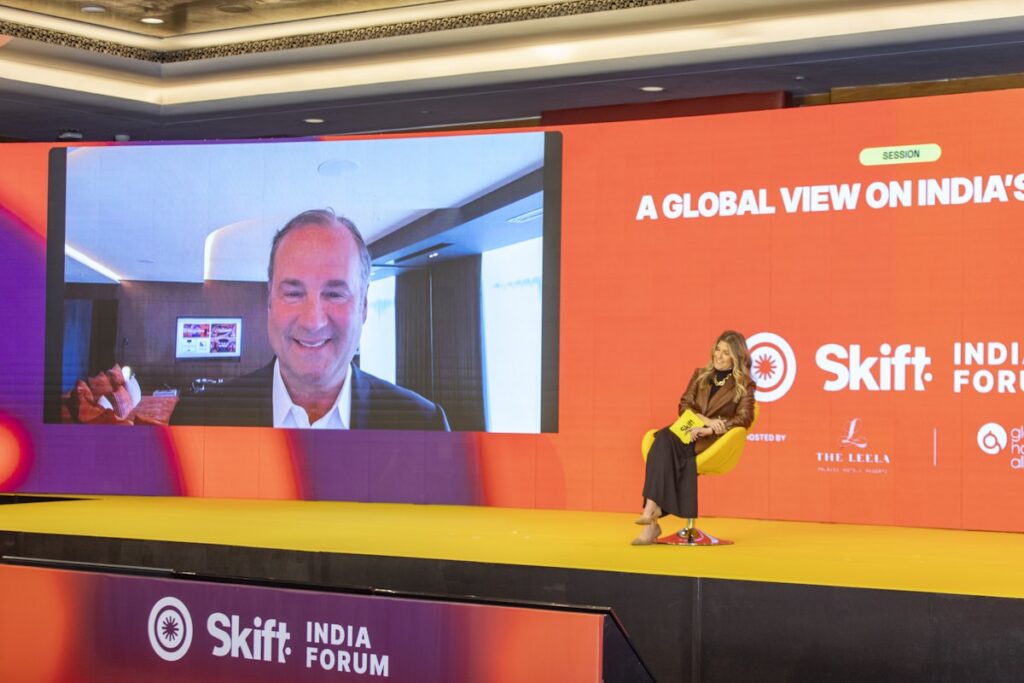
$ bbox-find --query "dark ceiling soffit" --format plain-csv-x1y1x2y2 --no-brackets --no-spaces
370,167,544,263
0,0,692,64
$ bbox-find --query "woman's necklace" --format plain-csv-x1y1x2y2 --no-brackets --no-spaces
713,372,730,387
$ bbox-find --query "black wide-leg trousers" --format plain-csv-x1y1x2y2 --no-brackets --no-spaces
642,427,698,519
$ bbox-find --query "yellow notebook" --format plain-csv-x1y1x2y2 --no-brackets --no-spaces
669,409,705,444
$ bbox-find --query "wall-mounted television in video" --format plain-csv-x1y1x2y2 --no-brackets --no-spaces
175,317,242,359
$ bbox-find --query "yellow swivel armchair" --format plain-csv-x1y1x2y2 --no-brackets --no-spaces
641,404,758,545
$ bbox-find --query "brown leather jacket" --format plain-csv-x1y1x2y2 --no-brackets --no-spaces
677,368,757,454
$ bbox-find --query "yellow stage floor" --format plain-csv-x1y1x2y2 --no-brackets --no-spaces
2,496,1023,600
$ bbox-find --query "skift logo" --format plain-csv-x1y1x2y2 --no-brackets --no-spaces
149,597,193,662
748,332,796,403
816,343,932,391
147,596,293,665
976,422,1024,469
143,597,389,674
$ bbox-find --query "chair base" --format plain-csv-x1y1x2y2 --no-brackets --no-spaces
657,526,733,546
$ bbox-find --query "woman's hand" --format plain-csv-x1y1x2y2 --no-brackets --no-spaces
688,426,713,440
708,419,727,435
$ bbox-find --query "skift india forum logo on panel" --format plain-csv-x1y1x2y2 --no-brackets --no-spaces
148,596,194,662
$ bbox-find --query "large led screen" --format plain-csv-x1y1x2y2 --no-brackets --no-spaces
44,133,561,434
1,88,1023,531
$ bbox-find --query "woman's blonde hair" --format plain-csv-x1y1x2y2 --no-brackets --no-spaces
696,330,754,401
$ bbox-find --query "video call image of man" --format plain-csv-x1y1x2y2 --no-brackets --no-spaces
173,210,450,431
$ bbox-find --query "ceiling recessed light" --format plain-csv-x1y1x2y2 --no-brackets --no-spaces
317,159,358,176
80,4,107,13
794,75,807,81
140,16,165,24
394,243,451,264
640,86,664,93
304,118,325,124
507,208,543,224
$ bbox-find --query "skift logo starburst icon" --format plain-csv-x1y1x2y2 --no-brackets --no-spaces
747,332,797,403
148,596,193,662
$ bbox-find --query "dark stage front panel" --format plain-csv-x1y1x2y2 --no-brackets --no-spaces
2,532,1023,682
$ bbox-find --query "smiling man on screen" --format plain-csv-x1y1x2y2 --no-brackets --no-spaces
173,209,449,430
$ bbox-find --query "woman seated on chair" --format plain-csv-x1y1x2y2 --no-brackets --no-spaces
633,330,757,545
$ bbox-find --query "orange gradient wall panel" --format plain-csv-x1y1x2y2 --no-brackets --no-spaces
556,89,1024,530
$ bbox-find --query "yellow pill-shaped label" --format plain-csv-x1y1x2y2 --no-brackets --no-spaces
859,144,942,166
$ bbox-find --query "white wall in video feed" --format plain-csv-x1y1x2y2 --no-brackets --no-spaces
482,237,543,433
62,136,546,284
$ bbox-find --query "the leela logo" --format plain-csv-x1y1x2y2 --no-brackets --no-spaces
748,332,796,403
816,418,891,475
976,422,1024,469
148,597,193,662
839,417,868,449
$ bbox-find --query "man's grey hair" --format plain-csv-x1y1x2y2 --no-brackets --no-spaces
267,208,371,297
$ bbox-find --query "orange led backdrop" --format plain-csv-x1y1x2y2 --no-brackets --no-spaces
1,88,1022,532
